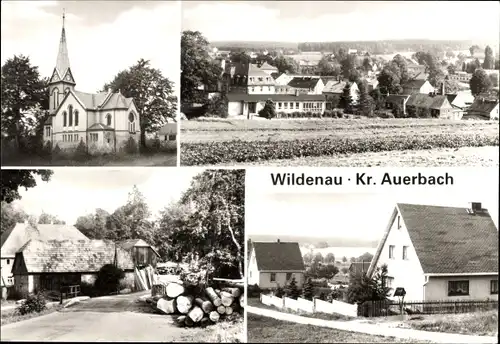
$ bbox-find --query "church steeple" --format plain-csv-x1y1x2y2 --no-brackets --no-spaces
48,9,76,113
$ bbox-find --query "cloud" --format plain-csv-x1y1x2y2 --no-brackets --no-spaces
1,1,180,93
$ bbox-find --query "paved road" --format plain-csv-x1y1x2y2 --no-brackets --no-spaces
247,306,498,344
1,292,195,341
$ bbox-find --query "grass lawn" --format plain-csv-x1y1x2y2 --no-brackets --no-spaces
1,304,62,326
402,311,498,336
181,118,499,143
1,151,177,166
247,313,431,343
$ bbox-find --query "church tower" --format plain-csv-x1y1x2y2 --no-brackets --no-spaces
48,10,76,113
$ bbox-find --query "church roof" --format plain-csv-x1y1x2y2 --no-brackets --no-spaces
55,15,71,81
88,123,115,131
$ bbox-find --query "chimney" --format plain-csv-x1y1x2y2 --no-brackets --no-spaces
470,202,482,212
277,239,281,244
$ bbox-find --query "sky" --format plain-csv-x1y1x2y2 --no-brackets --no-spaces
1,1,180,93
182,1,500,43
10,168,205,225
246,168,499,240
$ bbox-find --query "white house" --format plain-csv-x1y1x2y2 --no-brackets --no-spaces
401,80,435,95
248,240,306,289
367,202,498,302
0,221,89,287
43,14,140,154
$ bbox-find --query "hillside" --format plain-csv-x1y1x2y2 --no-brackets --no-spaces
248,234,378,248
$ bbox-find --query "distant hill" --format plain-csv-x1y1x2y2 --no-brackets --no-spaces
248,234,378,248
212,41,298,51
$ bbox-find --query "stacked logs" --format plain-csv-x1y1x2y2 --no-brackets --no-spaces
150,282,244,327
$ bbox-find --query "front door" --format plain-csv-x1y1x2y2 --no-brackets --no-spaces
248,102,257,114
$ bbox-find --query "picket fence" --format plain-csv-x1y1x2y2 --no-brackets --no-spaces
260,293,357,317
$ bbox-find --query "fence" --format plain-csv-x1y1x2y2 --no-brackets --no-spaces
260,293,357,317
358,299,499,317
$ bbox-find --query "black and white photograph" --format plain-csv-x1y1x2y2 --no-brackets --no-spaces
0,168,245,342
245,169,498,343
180,1,499,167
1,1,179,167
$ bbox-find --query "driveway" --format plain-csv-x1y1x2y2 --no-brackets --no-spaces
1,291,198,341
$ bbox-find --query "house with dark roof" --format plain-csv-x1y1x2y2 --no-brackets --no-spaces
1,221,89,287
349,261,371,276
464,98,499,120
248,240,306,289
405,94,456,119
367,203,498,302
43,14,140,154
286,77,325,95
11,239,136,295
401,80,435,95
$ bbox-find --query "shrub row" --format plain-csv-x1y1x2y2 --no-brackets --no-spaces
272,109,349,119
181,133,499,165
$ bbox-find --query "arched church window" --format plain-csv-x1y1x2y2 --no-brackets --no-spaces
52,88,59,109
68,105,73,126
128,112,136,133
74,110,79,126
63,111,67,127
106,113,112,126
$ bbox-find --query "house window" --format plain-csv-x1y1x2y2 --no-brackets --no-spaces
260,86,263,91
286,273,292,281
251,87,255,92
52,88,59,109
290,102,294,110
63,111,67,127
68,105,73,126
6,259,10,264
284,102,288,109
296,102,299,108
74,110,79,126
389,245,395,259
278,102,282,110
90,133,98,142
491,280,498,294
384,276,394,288
270,273,276,282
106,114,112,126
74,134,78,141
45,126,51,137
397,216,401,229
448,280,469,296
402,246,408,260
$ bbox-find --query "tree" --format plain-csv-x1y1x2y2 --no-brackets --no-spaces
302,278,314,300
313,252,324,265
469,45,481,56
1,55,48,149
314,263,339,279
377,66,402,95
38,211,65,224
103,59,175,148
181,31,222,105
445,79,461,94
357,80,375,117
303,252,313,265
317,56,336,76
350,257,356,263
369,88,385,110
1,170,53,203
285,277,301,300
341,267,349,274
203,92,228,118
275,285,285,298
339,84,354,113
75,208,111,239
342,256,347,263
446,50,455,59
0,202,30,236
489,74,499,88
357,252,374,262
156,170,244,279
466,59,481,74
258,99,277,119
272,56,299,74
470,69,493,96
483,46,495,69
231,52,251,65
346,264,391,304
317,241,329,249
447,64,456,75
340,54,358,80
325,252,335,264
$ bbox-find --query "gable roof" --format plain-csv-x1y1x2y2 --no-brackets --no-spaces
118,239,161,257
467,99,499,115
287,77,320,89
13,239,134,274
370,203,498,276
406,94,452,110
252,241,305,271
349,261,371,275
323,80,348,94
402,79,428,91
259,62,278,71
1,222,89,258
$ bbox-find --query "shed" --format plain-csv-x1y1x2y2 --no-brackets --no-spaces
117,239,160,268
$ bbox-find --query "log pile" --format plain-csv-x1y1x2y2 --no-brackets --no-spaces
150,281,244,327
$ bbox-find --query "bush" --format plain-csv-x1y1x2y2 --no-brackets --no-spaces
124,136,139,155
80,281,99,297
181,133,499,165
247,284,261,298
52,143,62,156
302,278,314,300
17,292,46,315
94,264,125,295
74,139,89,160
259,100,277,119
275,285,285,298
285,277,302,300
43,140,53,155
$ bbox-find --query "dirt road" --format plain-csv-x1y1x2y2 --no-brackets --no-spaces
1,292,200,341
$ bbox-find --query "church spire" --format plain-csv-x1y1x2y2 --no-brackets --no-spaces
55,8,71,77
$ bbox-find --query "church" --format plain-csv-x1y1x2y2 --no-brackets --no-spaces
43,13,140,154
